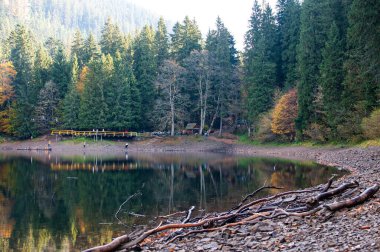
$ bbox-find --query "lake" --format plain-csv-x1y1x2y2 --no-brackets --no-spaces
0,152,343,251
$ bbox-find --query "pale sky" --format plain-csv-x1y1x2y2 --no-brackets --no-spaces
130,0,277,50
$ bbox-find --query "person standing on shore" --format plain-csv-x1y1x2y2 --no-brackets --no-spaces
84,142,86,148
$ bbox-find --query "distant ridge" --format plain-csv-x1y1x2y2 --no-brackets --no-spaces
0,0,161,44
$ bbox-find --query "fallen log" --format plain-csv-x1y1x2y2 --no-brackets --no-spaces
325,184,379,211
83,234,130,252
309,181,359,204
236,188,320,213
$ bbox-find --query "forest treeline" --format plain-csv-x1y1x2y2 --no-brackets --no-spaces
0,0,379,142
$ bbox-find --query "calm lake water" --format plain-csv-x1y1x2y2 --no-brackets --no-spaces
0,152,343,251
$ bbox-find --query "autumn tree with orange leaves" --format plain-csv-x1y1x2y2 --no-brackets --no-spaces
0,62,17,134
271,89,298,140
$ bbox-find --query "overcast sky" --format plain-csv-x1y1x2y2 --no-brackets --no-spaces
129,0,277,50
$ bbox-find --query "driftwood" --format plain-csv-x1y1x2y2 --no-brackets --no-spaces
83,234,130,252
309,181,359,204
84,181,379,252
325,184,379,211
321,174,337,192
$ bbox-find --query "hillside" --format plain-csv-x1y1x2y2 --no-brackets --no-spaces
0,0,160,45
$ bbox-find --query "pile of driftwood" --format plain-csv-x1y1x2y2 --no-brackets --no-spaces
84,177,379,252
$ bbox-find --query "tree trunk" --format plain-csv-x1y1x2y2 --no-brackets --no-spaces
219,114,223,137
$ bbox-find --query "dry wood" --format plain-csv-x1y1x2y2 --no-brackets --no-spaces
84,180,379,252
167,212,270,244
236,188,320,213
239,186,283,207
311,181,358,203
83,234,130,252
325,184,379,211
321,174,337,192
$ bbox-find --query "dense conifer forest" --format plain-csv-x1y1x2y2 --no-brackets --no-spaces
0,0,379,143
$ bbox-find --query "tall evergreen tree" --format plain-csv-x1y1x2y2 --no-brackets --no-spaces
62,55,81,129
206,17,239,135
170,16,202,63
133,25,157,130
83,33,100,64
296,0,333,135
319,22,345,138
155,17,170,68
8,25,36,137
276,0,301,89
50,44,70,99
79,55,112,129
244,3,278,132
33,46,52,102
71,29,85,66
344,0,380,115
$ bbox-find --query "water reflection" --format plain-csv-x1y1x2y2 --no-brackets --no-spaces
0,153,343,251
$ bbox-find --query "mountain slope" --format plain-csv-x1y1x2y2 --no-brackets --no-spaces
0,0,160,44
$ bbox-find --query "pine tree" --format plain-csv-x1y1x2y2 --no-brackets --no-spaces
133,25,157,130
50,44,70,99
296,0,333,135
62,55,81,129
276,0,301,89
244,3,278,131
155,17,170,68
8,25,36,138
33,81,60,133
319,22,345,138
71,29,85,66
170,16,202,63
83,33,100,64
100,18,124,57
79,55,111,129
344,0,380,115
33,46,52,102
206,17,239,135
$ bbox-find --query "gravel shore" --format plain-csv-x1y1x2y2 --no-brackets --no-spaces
1,136,379,251
144,146,380,252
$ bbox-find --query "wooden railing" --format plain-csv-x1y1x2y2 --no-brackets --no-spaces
51,130,149,138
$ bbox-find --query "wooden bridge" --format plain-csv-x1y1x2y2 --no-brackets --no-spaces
51,130,150,138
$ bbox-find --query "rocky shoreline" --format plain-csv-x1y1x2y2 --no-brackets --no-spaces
1,137,380,251
141,147,380,252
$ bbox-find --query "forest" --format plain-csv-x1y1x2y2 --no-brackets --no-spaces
0,0,379,143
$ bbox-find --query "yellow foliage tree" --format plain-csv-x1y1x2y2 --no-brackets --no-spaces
0,62,17,134
76,66,89,94
271,89,298,139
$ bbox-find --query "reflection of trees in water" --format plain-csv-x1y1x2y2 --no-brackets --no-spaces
0,155,341,251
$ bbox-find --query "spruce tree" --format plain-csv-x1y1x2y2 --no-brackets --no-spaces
319,22,345,138
244,3,277,130
62,55,81,129
71,29,85,66
8,25,36,138
50,44,70,99
155,17,170,68
170,17,202,63
276,0,301,89
344,0,380,115
83,33,100,64
296,0,333,135
133,25,157,130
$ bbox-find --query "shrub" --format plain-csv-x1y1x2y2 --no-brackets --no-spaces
255,111,277,143
304,123,330,143
361,109,380,139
